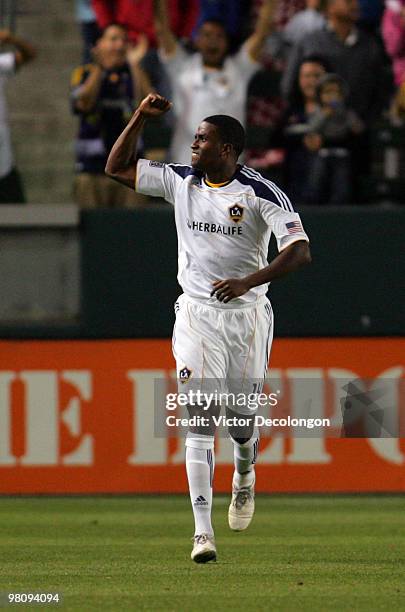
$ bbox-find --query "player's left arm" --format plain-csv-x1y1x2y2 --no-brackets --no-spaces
211,240,311,303
244,0,276,62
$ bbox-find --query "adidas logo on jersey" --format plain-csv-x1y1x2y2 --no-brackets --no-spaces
179,367,192,383
194,496,209,506
229,204,244,223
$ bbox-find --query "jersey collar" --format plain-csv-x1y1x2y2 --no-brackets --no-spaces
203,165,242,189
204,178,231,188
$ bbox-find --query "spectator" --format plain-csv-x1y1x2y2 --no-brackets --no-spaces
252,0,306,33
382,0,405,88
304,73,364,203
282,56,329,202
154,0,276,164
357,0,384,34
91,0,199,46
91,1,199,104
251,0,306,64
381,0,405,178
0,29,36,204
194,1,252,47
283,0,327,48
71,24,152,207
75,0,101,64
281,0,386,127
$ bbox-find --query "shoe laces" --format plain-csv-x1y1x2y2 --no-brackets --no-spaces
234,488,252,510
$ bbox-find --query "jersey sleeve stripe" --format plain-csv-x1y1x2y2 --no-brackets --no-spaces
167,163,201,181
167,164,191,179
241,167,293,211
241,167,294,212
238,167,286,208
254,172,294,213
240,167,294,212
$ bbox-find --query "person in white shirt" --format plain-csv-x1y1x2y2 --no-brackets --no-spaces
105,92,311,564
154,0,276,163
0,29,36,204
284,0,327,49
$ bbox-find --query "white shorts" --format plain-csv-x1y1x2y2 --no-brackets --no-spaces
172,294,274,414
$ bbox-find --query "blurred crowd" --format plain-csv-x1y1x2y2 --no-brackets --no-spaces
1,0,404,206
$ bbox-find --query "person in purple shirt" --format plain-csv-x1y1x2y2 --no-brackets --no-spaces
71,23,151,207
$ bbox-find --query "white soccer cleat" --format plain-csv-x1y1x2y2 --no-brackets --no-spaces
228,479,255,531
191,533,217,563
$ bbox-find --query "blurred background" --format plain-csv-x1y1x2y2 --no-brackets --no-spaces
4,0,405,207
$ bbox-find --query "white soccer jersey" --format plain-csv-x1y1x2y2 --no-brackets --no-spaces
136,159,309,307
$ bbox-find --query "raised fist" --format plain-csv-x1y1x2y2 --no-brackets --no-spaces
139,93,172,117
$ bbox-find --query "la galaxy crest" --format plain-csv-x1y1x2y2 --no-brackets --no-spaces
229,203,244,223
179,366,192,383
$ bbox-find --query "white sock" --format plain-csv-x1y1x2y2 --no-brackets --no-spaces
232,436,259,489
186,444,215,537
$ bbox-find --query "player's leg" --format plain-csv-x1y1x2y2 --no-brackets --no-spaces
186,431,216,562
226,404,259,531
186,394,220,561
173,296,226,561
226,407,258,491
226,298,274,530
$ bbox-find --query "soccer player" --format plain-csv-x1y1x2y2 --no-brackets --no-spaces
105,93,311,563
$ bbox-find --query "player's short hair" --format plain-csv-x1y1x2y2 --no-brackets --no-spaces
203,115,246,158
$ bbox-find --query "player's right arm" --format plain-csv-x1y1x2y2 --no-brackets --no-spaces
105,93,172,189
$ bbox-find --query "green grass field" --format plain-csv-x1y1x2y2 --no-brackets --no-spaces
0,495,404,611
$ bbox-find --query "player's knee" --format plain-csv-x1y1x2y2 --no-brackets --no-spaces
228,421,255,445
187,401,220,437
187,401,221,419
229,426,259,447
230,436,251,445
